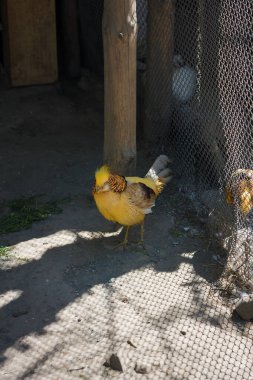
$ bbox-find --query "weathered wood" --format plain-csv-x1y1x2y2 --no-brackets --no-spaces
103,0,137,175
145,0,175,142
60,0,81,78
2,0,58,86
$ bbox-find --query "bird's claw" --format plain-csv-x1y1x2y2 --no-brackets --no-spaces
133,241,149,255
137,241,145,248
112,240,147,253
112,241,129,251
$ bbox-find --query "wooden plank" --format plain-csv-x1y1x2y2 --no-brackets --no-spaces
2,0,58,86
103,0,137,175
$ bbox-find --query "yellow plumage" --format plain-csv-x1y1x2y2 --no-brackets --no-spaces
225,169,253,215
95,165,110,187
92,156,170,245
94,190,145,226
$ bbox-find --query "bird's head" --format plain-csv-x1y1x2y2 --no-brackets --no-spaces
93,165,111,193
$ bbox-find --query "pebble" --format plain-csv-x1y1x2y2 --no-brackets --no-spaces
235,298,253,320
108,353,123,372
134,361,152,374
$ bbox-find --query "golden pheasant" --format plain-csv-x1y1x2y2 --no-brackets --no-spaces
92,155,171,246
225,169,253,215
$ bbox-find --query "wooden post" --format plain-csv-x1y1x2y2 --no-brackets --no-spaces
103,0,137,175
145,0,175,142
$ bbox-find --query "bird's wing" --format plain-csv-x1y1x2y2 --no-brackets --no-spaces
126,176,156,191
125,182,156,214
126,176,164,195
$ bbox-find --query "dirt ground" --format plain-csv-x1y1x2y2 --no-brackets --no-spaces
0,77,252,380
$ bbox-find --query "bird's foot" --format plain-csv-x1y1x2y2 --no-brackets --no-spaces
111,240,146,253
102,239,128,250
112,241,129,251
132,241,149,255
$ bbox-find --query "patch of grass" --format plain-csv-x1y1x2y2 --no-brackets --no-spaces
0,246,11,258
0,197,62,235
170,226,183,237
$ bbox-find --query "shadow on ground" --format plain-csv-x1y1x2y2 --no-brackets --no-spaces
0,198,225,366
1,79,251,380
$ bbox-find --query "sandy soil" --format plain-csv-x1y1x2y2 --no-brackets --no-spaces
0,78,252,379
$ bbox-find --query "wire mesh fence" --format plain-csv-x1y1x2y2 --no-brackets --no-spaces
0,1,253,379
142,0,253,296
138,1,253,377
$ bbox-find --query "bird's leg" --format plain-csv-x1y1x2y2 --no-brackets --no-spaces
123,226,130,246
113,226,130,250
138,220,145,248
133,221,148,254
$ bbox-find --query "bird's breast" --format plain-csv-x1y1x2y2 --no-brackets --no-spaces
93,191,144,226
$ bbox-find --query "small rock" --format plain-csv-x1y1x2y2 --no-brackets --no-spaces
235,298,253,320
134,361,151,374
120,295,129,303
239,292,249,298
109,278,116,284
128,336,140,348
127,339,137,348
183,227,190,232
108,354,123,372
212,255,223,264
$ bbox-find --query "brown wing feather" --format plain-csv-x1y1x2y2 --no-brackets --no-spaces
108,175,127,192
126,182,156,214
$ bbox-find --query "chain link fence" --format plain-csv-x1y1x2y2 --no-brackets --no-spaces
0,1,252,379
138,2,253,377
141,0,253,296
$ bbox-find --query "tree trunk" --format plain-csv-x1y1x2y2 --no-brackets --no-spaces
103,0,137,175
145,0,175,143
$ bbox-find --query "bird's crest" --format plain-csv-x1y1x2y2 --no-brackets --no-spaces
95,165,110,187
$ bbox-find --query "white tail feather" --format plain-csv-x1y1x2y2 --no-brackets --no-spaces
145,155,171,184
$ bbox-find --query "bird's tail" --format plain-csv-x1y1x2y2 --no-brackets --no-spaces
145,155,171,193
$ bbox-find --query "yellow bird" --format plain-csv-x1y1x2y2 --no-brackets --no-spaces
225,169,253,215
92,155,171,246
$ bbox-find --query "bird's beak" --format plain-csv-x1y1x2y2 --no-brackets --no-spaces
94,183,109,193
92,183,100,193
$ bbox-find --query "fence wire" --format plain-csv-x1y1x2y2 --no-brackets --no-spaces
139,1,253,377
142,0,253,296
0,1,252,379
